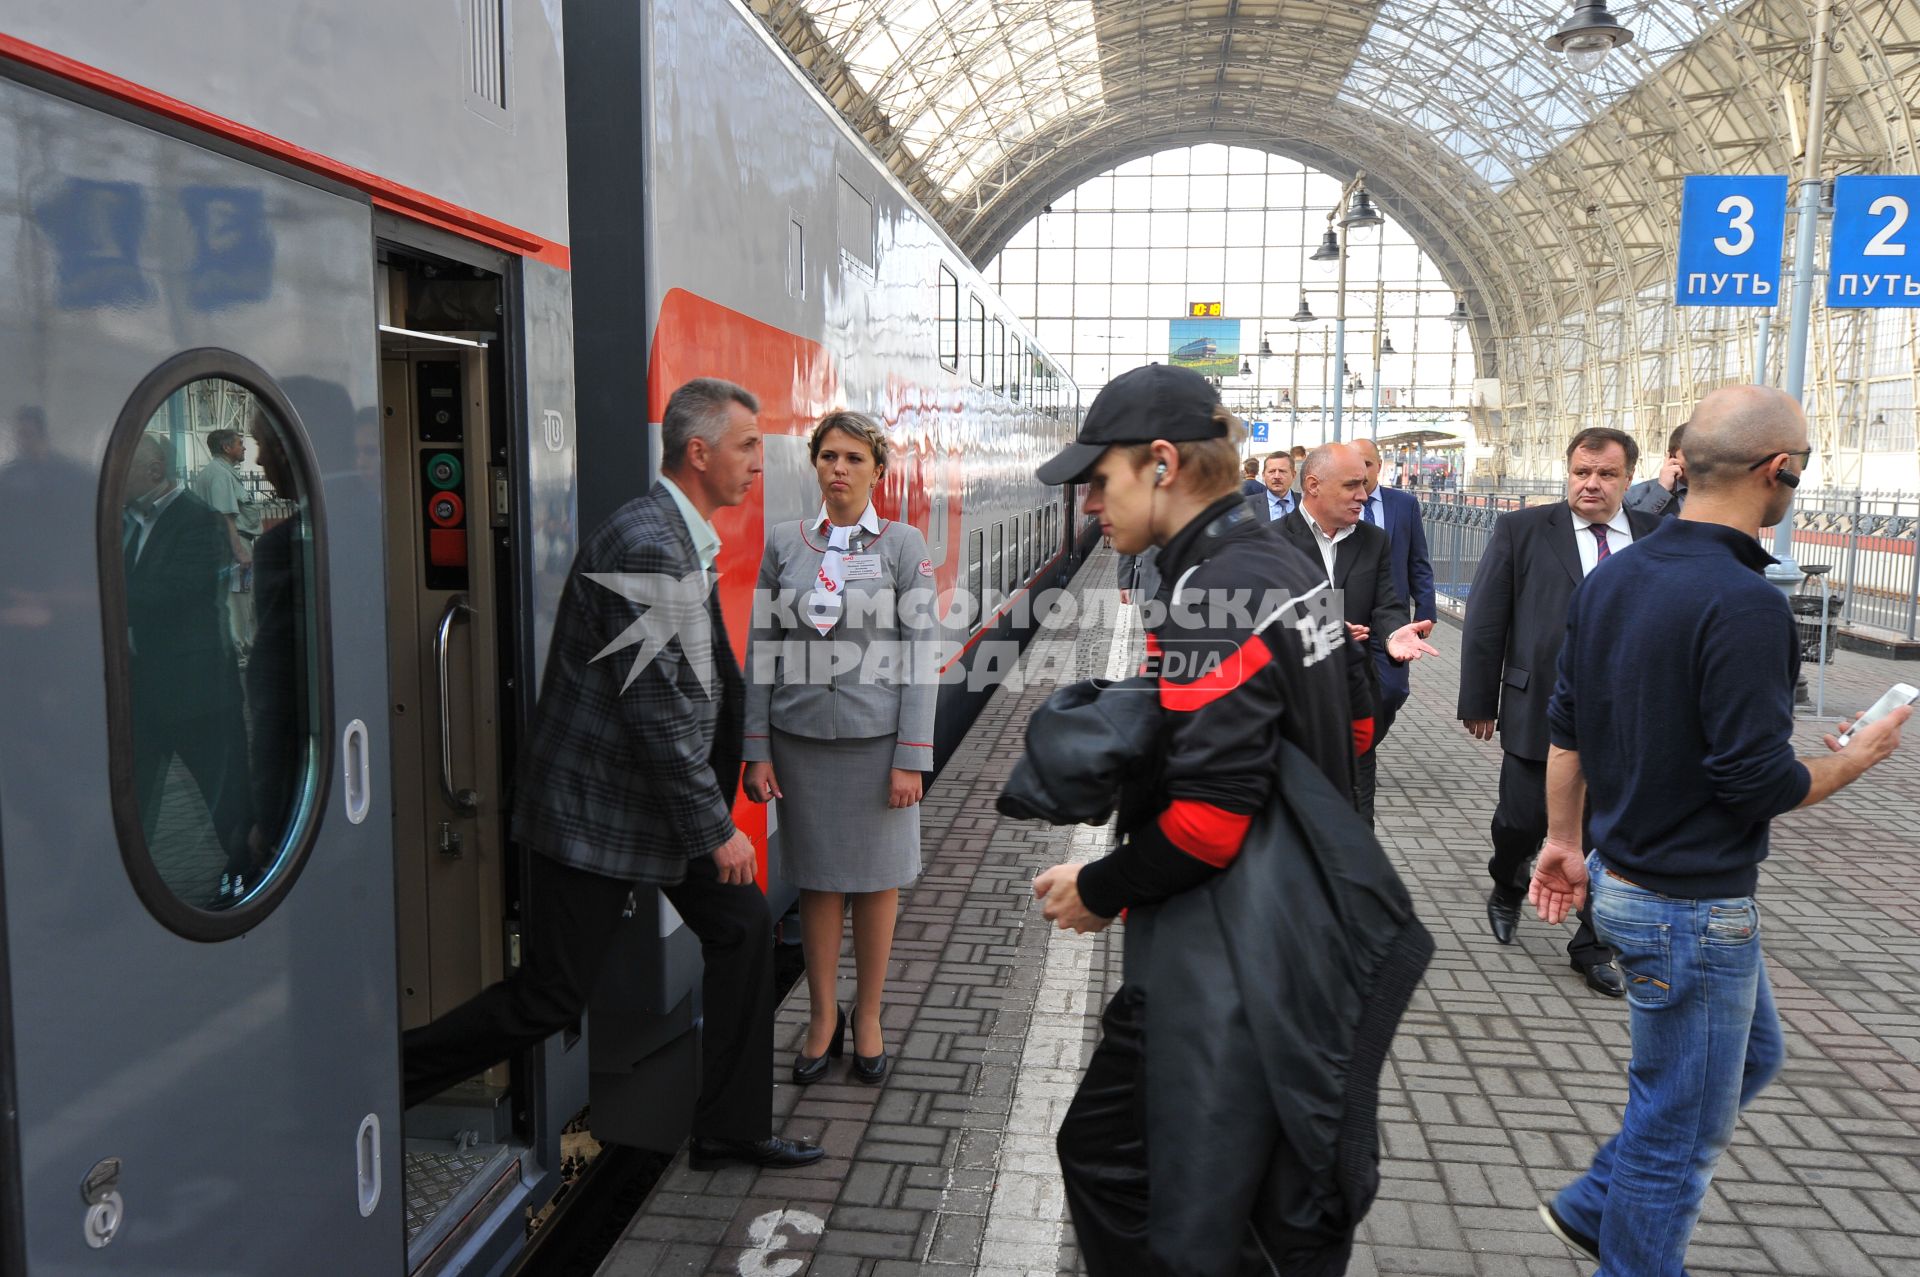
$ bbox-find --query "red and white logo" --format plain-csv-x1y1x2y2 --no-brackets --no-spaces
918,559,934,577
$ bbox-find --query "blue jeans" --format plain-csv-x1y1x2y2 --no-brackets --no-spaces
1553,852,1783,1276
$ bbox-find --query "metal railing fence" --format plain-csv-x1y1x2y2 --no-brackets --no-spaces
1418,489,1920,639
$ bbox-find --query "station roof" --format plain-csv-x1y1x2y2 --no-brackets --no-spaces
755,0,1920,468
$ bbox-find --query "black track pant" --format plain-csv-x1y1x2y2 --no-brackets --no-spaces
403,851,773,1140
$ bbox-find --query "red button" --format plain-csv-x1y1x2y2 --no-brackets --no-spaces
429,492,465,528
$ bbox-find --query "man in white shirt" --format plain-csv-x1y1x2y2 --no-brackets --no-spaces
1457,428,1662,996
1275,444,1438,823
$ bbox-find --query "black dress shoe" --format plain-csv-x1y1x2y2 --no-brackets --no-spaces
850,1049,889,1085
1538,1203,1600,1262
1486,891,1522,945
791,1007,846,1085
1572,958,1625,998
687,1135,825,1171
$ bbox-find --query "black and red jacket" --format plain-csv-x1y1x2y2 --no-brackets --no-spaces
1078,493,1361,918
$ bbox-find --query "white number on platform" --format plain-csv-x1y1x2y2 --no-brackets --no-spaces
737,1207,825,1277
1714,195,1756,256
1864,195,1910,257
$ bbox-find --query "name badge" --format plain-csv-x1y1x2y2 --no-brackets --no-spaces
842,555,884,581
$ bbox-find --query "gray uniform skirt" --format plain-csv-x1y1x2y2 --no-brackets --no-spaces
771,728,922,893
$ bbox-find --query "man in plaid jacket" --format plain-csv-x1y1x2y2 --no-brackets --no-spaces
404,378,822,1171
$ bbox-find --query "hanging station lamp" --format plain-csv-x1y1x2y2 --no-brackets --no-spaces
1545,1,1634,74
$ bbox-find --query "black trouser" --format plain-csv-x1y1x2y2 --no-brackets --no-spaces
1373,685,1409,745
1059,988,1277,1277
1354,747,1378,827
1488,750,1611,966
403,851,774,1140
133,708,254,881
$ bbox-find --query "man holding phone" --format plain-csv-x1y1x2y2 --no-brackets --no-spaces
1529,384,1908,1274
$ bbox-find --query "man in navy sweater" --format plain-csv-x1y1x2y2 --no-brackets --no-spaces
1529,385,1908,1274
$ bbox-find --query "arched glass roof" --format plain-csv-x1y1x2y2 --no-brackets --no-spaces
777,1,1723,200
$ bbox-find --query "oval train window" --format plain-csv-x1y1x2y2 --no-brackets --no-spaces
101,351,331,940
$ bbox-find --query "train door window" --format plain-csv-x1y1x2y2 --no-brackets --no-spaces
937,264,959,371
988,523,1004,608
837,176,874,268
992,320,1007,395
969,295,987,385
1025,512,1035,580
100,355,330,939
967,528,985,628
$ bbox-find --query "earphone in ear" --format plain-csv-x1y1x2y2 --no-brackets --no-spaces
1155,462,1169,486
1777,467,1801,489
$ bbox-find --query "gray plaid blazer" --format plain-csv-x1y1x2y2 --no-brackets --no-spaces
511,483,744,884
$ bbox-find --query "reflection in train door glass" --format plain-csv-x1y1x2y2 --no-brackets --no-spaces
105,370,326,930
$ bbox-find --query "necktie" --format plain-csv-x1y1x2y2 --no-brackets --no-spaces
806,523,855,635
1590,523,1610,565
1362,498,1378,527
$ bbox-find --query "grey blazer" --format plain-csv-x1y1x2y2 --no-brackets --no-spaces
744,514,939,771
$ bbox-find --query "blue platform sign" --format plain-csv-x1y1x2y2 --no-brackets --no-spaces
1249,420,1269,443
1826,175,1920,308
1674,175,1788,307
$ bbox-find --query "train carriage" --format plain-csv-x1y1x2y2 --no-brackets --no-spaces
0,1,1082,1273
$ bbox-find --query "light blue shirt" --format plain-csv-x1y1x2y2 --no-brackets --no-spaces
660,475,722,586
1265,489,1295,521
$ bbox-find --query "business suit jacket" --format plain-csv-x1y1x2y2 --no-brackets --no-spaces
1625,477,1685,518
126,488,240,727
743,514,938,771
1244,487,1297,523
1275,510,1410,719
513,483,745,884
1457,500,1661,761
1371,486,1437,703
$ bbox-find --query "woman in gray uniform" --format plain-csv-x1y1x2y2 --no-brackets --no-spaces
744,410,937,1085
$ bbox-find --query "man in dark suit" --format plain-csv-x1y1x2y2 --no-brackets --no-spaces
1277,443,1439,824
1458,427,1660,997
1352,438,1435,743
404,378,821,1170
1244,450,1298,524
122,434,255,904
1625,422,1688,519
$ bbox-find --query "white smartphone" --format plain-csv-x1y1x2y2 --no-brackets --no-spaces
1836,683,1920,747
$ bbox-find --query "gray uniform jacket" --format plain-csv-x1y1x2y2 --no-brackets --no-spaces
744,513,939,772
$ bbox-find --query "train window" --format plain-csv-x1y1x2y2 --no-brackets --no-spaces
969,295,987,385
99,354,331,941
992,320,1007,395
967,529,985,628
1026,512,1035,580
988,523,1004,609
837,176,874,267
937,265,959,370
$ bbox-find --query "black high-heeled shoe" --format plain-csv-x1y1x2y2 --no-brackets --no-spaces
791,1007,845,1085
850,1014,888,1084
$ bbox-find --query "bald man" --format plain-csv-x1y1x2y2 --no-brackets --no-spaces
1276,443,1438,823
1531,385,1907,1272
1352,438,1435,743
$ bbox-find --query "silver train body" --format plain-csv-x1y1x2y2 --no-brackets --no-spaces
0,0,1083,1273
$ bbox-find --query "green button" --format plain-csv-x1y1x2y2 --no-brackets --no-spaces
427,452,462,490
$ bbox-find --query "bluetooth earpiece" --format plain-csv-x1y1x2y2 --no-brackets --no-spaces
1777,467,1800,489
1155,462,1169,487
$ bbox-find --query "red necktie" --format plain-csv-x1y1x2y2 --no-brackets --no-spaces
1591,523,1610,564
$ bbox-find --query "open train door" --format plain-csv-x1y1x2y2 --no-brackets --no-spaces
0,81,403,1272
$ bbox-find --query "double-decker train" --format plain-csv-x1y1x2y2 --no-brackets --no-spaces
0,0,1088,1272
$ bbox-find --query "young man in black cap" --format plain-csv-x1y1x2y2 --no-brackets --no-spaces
1027,364,1434,1272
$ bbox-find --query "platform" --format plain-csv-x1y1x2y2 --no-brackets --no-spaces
596,546,1920,1277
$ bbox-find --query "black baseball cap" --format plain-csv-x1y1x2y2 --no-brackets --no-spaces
1036,364,1226,486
